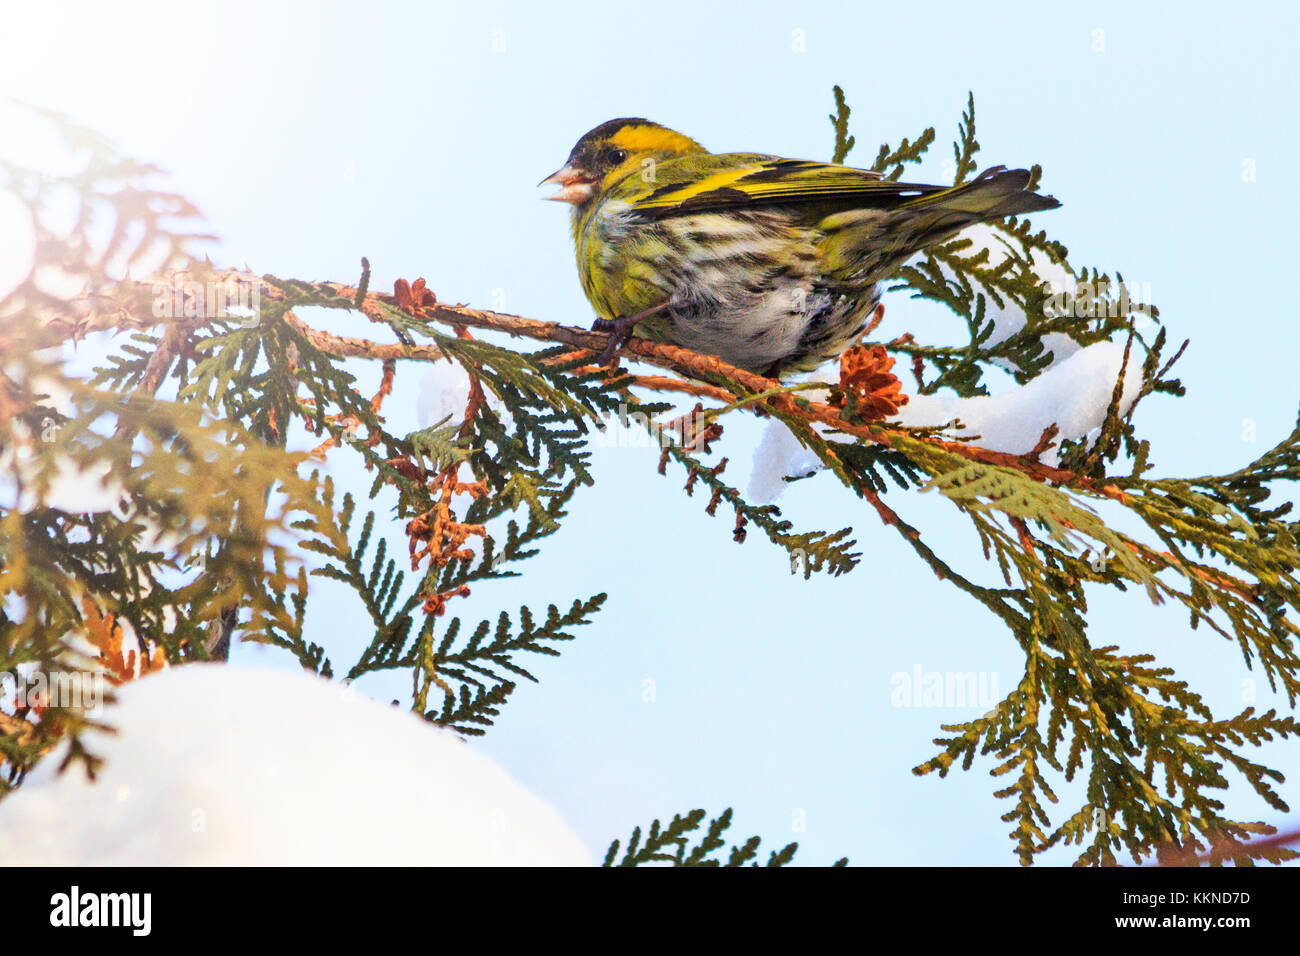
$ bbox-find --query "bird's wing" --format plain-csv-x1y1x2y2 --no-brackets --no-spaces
621,154,949,218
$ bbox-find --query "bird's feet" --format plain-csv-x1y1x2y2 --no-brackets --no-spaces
592,303,668,366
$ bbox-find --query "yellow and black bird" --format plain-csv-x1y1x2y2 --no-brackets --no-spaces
541,118,1059,375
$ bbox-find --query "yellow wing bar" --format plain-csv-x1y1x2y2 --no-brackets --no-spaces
627,157,948,217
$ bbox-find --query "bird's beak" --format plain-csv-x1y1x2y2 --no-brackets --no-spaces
539,164,596,205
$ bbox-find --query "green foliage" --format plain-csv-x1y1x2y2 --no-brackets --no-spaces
828,84,856,164
951,92,980,186
727,89,1300,865
656,435,861,578
604,808,844,867
1,360,323,787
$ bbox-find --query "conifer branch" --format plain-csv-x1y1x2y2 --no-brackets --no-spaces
604,808,839,867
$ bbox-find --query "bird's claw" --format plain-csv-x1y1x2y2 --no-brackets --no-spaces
591,303,669,367
594,315,637,366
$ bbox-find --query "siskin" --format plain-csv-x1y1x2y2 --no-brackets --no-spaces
542,118,1059,376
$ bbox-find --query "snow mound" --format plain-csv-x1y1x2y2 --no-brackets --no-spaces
748,409,824,505
0,665,590,866
748,342,1144,504
892,340,1144,459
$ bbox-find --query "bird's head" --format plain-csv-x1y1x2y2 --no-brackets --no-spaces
540,118,705,207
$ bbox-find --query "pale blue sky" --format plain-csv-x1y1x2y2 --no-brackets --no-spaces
6,1,1299,864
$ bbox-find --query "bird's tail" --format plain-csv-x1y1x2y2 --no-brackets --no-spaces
820,166,1059,280
904,165,1060,222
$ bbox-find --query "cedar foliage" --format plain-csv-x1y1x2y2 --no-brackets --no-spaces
2,92,1298,866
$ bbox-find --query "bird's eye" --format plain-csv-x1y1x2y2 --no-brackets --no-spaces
608,149,628,165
